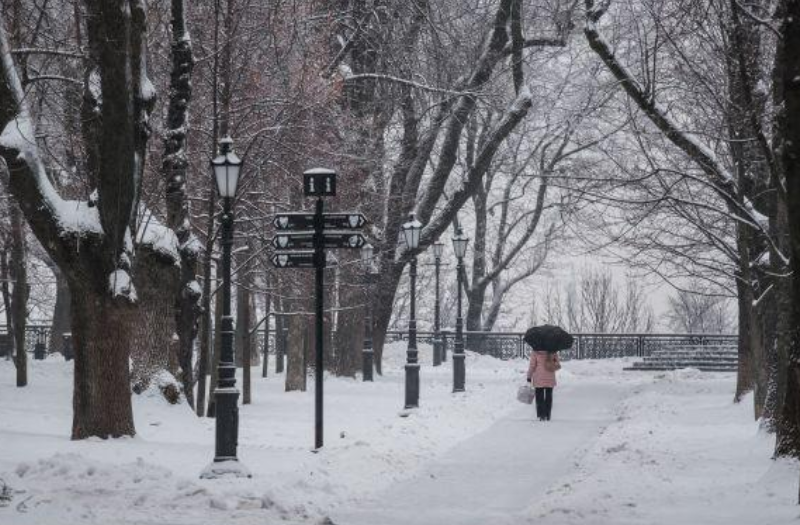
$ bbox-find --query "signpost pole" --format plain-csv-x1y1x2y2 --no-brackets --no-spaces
314,197,325,450
272,168,366,450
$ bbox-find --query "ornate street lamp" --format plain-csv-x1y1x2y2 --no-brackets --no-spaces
432,241,444,367
452,226,469,393
401,213,423,408
361,243,378,381
201,137,250,479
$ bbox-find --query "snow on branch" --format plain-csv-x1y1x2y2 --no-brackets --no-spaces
109,269,137,302
582,1,776,244
135,206,181,264
0,24,101,245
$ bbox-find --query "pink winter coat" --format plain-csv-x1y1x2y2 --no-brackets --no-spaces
527,351,558,388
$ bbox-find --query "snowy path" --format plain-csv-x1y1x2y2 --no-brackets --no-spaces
3,354,797,525
329,383,626,525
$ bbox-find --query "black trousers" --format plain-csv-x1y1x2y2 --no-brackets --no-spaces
535,387,553,420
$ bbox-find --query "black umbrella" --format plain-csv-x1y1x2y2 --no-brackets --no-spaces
524,325,574,352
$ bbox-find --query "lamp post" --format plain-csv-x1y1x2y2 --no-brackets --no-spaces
452,227,469,393
401,213,423,408
201,137,251,479
361,243,377,381
432,241,444,366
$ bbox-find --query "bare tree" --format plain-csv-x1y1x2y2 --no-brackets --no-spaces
0,1,166,438
539,267,654,333
665,286,736,334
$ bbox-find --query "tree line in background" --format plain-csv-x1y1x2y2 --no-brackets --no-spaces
1,0,800,501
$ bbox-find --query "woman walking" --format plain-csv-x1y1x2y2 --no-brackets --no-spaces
527,350,560,421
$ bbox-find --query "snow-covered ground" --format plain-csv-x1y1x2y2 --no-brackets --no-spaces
0,343,797,525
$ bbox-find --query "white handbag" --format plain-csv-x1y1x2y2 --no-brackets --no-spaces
517,384,535,404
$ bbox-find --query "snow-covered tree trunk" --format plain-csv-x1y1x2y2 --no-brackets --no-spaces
163,0,199,409
726,0,776,413
1,0,156,438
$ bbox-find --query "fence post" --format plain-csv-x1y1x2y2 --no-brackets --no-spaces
33,329,46,360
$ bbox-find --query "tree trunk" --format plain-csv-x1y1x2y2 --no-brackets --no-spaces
207,276,224,417
70,284,136,439
332,262,362,377
0,248,12,361
752,301,769,418
195,198,215,417
130,250,180,398
234,273,250,367
285,314,307,392
466,281,489,333
735,260,756,403
763,190,792,428
726,0,772,412
49,267,72,354
482,280,506,332
774,0,800,465
764,272,791,429
333,305,363,378
262,283,271,378
10,203,27,387
163,0,199,410
371,263,405,375
466,180,489,332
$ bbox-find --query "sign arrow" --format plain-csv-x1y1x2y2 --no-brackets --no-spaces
271,232,313,250
271,232,368,250
271,251,316,269
322,232,367,249
273,212,368,231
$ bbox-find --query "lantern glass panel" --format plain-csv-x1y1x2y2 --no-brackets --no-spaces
401,216,423,249
211,151,242,198
452,229,469,258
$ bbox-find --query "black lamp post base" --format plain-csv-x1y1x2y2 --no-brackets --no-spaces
453,353,466,393
432,338,442,366
200,459,252,479
404,363,420,408
362,350,374,381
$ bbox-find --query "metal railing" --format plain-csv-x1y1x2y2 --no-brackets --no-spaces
0,324,53,358
1,324,738,362
385,330,738,361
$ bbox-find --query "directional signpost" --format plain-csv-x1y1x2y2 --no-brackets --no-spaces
271,168,368,450
271,231,367,251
